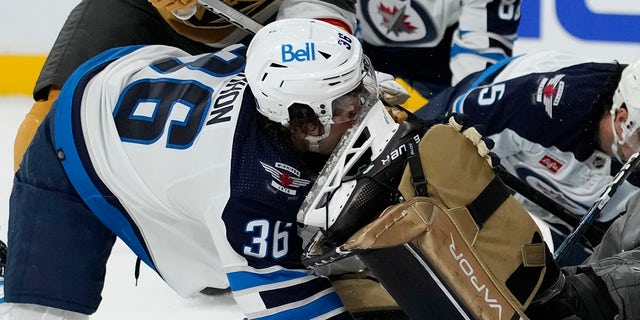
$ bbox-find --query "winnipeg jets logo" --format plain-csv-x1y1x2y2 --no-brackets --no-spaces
379,3,417,36
361,0,433,43
260,161,311,196
536,75,565,118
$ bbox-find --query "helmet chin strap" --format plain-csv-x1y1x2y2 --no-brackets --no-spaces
305,124,331,153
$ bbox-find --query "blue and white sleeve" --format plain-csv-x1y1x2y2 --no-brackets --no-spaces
450,0,521,85
227,265,352,320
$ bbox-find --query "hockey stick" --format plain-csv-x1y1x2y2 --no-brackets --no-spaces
553,151,640,263
196,0,264,34
301,229,363,268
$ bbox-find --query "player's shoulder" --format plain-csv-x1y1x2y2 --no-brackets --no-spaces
102,44,248,80
316,0,356,11
116,45,196,64
498,51,617,80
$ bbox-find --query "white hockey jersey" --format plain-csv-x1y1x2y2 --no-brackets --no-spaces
53,44,350,319
437,51,639,223
356,0,521,87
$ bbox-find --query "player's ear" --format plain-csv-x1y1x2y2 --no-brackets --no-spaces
617,105,629,120
614,106,629,133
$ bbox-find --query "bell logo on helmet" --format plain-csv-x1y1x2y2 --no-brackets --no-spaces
281,42,316,62
246,19,366,127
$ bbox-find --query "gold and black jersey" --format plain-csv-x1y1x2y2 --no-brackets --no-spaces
182,0,276,28
156,0,280,46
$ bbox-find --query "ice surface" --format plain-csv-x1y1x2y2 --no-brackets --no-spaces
0,96,244,319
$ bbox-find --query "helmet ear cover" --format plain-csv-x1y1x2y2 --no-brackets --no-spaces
611,59,640,160
245,18,373,129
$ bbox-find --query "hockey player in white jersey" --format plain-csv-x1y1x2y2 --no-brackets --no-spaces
415,51,640,263
355,0,521,108
14,0,358,173
3,19,378,319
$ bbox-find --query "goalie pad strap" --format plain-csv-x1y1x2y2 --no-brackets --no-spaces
467,176,510,228
507,240,549,304
521,243,547,267
407,142,427,196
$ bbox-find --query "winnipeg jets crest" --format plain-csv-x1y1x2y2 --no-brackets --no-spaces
536,75,565,118
359,0,436,44
379,3,416,36
260,161,311,196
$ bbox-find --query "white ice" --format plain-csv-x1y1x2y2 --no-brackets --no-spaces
0,96,245,319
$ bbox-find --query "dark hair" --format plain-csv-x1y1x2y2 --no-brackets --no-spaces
598,62,627,115
259,103,323,151
288,103,324,135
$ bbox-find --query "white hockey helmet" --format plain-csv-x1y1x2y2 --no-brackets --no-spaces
245,18,376,130
611,58,640,161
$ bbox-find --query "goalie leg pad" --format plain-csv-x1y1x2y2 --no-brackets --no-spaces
347,123,559,319
346,196,548,319
403,124,553,307
332,273,406,318
0,303,89,320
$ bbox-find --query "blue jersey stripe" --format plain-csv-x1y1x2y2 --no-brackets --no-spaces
260,277,333,307
252,291,345,320
450,44,509,61
227,269,311,291
53,45,156,270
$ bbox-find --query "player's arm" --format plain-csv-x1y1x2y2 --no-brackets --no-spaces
277,0,357,33
220,203,353,319
226,266,352,319
450,0,521,85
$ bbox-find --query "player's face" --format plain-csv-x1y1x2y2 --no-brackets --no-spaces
618,131,640,162
306,61,378,155
331,84,364,125
294,118,354,155
313,84,369,154
313,121,354,155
